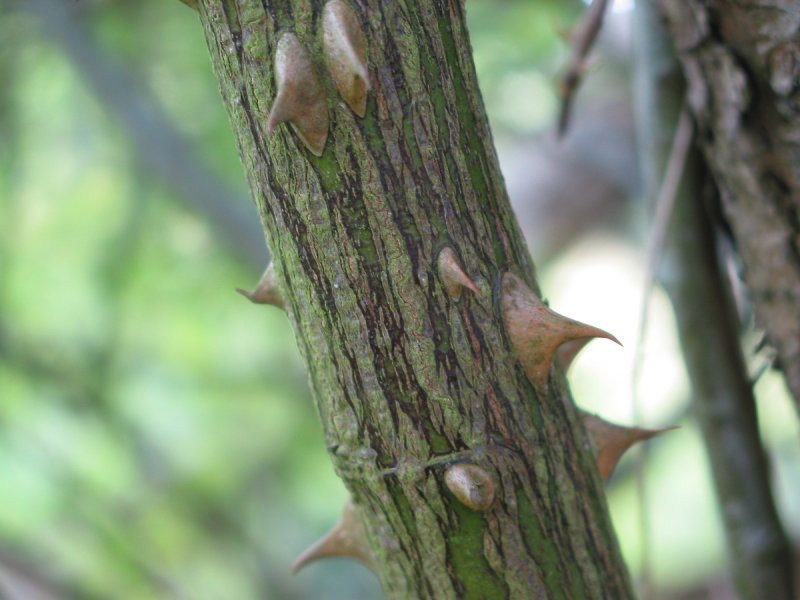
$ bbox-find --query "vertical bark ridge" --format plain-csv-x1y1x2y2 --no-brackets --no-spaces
199,0,633,597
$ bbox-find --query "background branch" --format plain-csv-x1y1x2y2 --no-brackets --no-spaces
6,0,267,269
557,0,611,136
634,1,795,597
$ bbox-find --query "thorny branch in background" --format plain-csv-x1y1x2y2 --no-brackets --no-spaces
556,0,611,137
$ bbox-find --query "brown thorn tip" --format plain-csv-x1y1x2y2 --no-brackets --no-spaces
581,410,677,482
269,33,328,156
501,271,619,388
323,0,370,118
237,263,285,310
437,247,480,300
292,499,375,574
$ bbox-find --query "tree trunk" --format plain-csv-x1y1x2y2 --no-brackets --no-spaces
196,1,633,598
660,0,800,413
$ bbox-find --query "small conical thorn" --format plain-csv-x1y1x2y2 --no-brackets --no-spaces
437,247,480,300
178,0,198,10
292,498,375,573
322,0,370,117
235,263,285,310
501,272,620,388
581,410,678,482
268,33,329,156
444,463,495,512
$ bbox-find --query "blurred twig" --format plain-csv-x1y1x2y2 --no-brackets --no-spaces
556,0,611,137
5,0,267,269
629,106,692,598
633,1,795,599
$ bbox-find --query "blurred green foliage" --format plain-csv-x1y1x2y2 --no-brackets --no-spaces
0,1,798,599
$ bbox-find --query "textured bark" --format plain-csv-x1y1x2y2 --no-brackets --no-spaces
197,1,633,598
660,0,800,413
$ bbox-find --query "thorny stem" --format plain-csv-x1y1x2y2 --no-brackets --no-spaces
198,0,635,597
